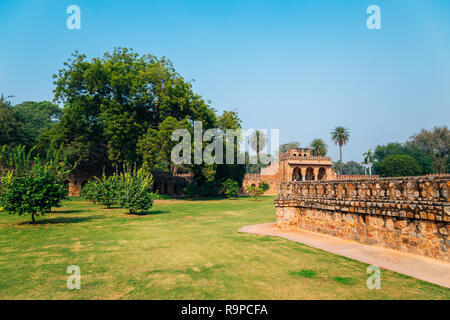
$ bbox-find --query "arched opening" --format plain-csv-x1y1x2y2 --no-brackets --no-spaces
174,183,179,195
292,167,302,181
305,167,314,181
293,153,297,157
318,167,326,181
164,183,168,194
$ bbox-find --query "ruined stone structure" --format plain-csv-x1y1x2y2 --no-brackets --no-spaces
275,174,450,261
243,148,335,195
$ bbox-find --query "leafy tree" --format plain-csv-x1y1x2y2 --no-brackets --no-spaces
91,173,121,209
310,138,328,156
330,126,350,170
279,142,300,154
372,142,434,175
0,146,72,223
138,116,191,175
14,101,62,148
0,95,30,148
222,179,239,198
118,167,154,214
378,155,422,177
407,126,449,173
50,48,217,170
341,161,364,175
248,130,267,174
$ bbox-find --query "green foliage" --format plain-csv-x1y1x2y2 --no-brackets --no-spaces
82,167,154,214
247,181,270,201
407,126,449,173
118,168,154,214
137,116,191,174
373,142,434,175
222,179,239,198
279,142,300,154
92,173,121,209
340,161,365,175
258,181,270,192
0,146,72,223
378,154,422,177
310,138,328,156
50,48,217,170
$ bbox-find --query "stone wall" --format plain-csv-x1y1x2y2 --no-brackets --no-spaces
275,175,450,262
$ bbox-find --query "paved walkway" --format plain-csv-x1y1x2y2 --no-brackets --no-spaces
239,223,450,288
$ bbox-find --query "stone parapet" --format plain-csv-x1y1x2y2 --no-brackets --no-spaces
275,175,450,261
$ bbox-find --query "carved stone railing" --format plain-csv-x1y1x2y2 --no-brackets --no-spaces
275,175,450,261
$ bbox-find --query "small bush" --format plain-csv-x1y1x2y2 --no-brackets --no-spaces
246,180,270,200
222,179,239,198
118,168,154,214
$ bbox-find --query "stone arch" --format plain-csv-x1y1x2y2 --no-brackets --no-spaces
305,167,314,181
318,167,326,181
292,167,302,181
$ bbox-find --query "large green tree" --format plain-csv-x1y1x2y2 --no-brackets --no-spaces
372,142,434,175
378,155,422,177
48,48,217,172
407,126,449,173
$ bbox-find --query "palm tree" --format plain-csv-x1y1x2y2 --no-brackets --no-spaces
310,138,328,156
363,149,374,175
248,130,267,174
330,126,350,171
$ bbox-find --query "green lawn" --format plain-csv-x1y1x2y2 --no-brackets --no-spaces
0,196,449,300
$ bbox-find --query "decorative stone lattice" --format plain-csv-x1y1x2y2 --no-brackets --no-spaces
275,175,450,261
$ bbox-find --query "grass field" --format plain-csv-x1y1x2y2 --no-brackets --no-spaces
0,196,449,300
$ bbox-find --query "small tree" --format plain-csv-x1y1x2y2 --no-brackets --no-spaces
222,179,239,198
0,146,72,223
247,181,270,201
119,167,154,214
93,173,121,209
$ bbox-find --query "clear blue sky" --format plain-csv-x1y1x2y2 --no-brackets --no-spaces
1,0,449,162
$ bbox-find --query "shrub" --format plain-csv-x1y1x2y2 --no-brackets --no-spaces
0,146,72,223
379,154,422,177
246,181,270,201
258,181,270,193
93,173,121,209
222,179,239,198
118,168,154,214
182,181,198,198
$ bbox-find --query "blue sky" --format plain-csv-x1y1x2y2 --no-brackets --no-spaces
1,0,449,162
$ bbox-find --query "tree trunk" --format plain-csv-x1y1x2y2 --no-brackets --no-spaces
339,145,343,174
31,212,36,224
256,150,260,174
369,165,372,175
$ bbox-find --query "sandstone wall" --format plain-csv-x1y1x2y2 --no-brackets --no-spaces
275,175,450,261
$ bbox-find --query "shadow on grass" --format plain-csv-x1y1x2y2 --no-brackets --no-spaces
18,215,104,225
53,209,84,214
128,210,169,216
